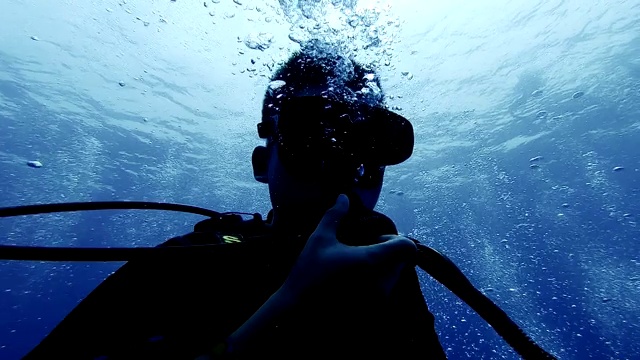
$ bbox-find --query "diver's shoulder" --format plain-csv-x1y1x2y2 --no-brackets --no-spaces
161,211,270,247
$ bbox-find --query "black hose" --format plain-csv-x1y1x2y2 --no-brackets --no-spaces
0,201,221,218
414,242,557,360
0,201,227,261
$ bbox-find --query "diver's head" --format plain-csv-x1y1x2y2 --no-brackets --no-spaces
252,42,414,224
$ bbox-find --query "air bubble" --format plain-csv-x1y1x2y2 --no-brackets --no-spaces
244,32,273,51
363,73,375,81
401,72,414,80
288,31,307,44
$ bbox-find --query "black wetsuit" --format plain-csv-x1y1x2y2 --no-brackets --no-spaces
25,209,447,359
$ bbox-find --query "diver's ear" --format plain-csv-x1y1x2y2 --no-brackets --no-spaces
252,146,269,183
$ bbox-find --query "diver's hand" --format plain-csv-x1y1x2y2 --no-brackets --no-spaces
211,194,416,358
281,193,417,302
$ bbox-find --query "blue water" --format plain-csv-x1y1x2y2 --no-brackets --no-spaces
1,0,639,359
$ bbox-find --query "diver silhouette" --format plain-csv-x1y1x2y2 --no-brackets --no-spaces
1,44,556,359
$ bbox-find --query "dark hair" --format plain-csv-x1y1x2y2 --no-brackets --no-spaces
261,43,386,123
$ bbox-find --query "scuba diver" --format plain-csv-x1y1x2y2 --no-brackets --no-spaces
0,43,557,359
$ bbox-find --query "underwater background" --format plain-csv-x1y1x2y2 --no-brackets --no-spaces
1,0,639,359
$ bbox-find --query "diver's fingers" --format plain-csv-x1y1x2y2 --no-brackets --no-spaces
377,235,402,243
361,235,417,268
310,194,349,246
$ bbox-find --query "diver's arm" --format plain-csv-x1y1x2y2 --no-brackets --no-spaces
193,285,301,359
199,195,416,358
223,284,299,354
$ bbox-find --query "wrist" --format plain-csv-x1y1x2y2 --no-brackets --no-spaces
225,283,302,354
